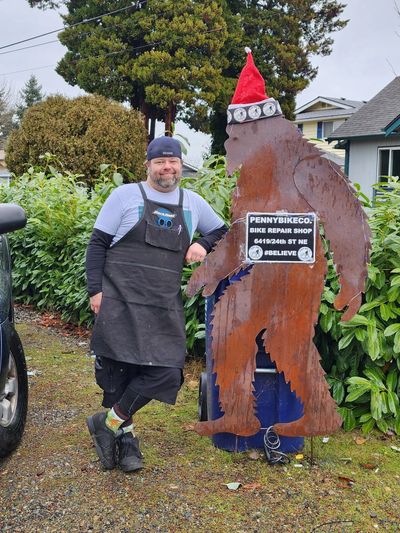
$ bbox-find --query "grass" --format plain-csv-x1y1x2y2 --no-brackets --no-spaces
0,321,399,532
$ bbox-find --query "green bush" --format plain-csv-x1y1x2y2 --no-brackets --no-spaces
0,164,120,324
5,94,147,186
317,180,400,435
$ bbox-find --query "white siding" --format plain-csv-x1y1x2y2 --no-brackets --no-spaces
348,136,400,197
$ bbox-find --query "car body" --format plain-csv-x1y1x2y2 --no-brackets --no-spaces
0,203,27,457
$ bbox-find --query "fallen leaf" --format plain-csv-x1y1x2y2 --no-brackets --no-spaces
390,445,400,452
355,437,366,445
242,483,262,491
339,457,352,463
338,475,355,488
169,485,179,490
248,450,261,460
295,454,304,460
322,437,330,443
360,463,377,470
338,475,355,483
225,482,241,491
293,463,304,468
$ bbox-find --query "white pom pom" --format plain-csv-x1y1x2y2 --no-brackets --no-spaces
244,47,252,54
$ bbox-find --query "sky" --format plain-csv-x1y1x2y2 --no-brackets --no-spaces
1,0,399,166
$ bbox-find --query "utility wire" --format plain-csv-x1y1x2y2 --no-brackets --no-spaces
0,1,145,51
0,39,59,56
0,64,56,76
0,27,224,77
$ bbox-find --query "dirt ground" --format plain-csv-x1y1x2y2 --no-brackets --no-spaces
0,313,399,533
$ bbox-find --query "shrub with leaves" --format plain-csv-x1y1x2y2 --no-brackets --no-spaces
317,179,400,435
6,94,147,186
0,162,121,324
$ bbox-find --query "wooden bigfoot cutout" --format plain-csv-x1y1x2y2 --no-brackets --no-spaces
187,50,370,438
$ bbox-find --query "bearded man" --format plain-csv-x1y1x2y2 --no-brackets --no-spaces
86,137,226,472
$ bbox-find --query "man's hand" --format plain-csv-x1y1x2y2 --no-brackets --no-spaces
90,292,103,314
185,243,207,264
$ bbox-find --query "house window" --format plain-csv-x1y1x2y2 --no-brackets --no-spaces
297,123,303,133
316,121,333,139
378,147,400,182
323,121,334,138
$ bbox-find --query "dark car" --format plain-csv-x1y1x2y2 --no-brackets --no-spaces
0,203,27,457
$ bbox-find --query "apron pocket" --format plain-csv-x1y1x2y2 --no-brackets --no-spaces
95,356,128,394
145,222,183,251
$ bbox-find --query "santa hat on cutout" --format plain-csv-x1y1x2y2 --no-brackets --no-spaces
227,47,282,125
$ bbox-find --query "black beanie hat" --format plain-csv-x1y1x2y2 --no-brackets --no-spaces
147,137,182,161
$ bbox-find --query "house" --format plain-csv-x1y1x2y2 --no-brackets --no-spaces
328,77,400,197
294,96,366,166
182,161,198,178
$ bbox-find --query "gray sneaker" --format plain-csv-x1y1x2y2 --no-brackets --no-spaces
118,432,143,473
86,412,118,469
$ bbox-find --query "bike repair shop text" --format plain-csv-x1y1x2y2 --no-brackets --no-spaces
246,212,316,263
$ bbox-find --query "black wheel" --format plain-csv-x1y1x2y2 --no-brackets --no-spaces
0,328,28,458
198,371,208,422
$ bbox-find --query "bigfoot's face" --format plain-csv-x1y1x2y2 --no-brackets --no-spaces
224,115,285,176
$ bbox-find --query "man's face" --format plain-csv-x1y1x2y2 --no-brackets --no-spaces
146,157,183,192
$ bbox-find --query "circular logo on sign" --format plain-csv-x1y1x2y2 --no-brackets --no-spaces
248,245,263,261
263,102,276,117
298,247,313,262
233,107,247,123
248,105,261,120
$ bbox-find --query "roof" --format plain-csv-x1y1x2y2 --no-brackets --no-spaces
294,108,359,122
329,77,400,140
295,96,365,115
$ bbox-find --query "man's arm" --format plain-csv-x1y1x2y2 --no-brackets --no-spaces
185,224,228,263
195,224,228,253
86,228,114,312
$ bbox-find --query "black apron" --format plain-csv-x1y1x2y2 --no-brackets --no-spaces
91,183,190,369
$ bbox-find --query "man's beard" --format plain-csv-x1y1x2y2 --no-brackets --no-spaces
152,174,180,190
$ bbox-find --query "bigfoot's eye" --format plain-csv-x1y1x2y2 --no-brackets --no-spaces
233,108,247,123
249,105,261,119
263,102,276,117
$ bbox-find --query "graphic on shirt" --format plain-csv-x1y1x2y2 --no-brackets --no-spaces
152,207,176,228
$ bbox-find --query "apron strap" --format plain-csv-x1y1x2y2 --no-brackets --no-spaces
138,182,147,200
140,182,184,207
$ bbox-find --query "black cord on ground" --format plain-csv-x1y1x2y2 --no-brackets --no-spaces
263,426,290,465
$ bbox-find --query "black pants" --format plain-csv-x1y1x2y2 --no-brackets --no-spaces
94,356,184,408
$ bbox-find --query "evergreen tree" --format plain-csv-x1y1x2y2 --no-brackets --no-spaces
28,0,61,7
16,75,45,123
209,0,347,153
56,0,230,138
